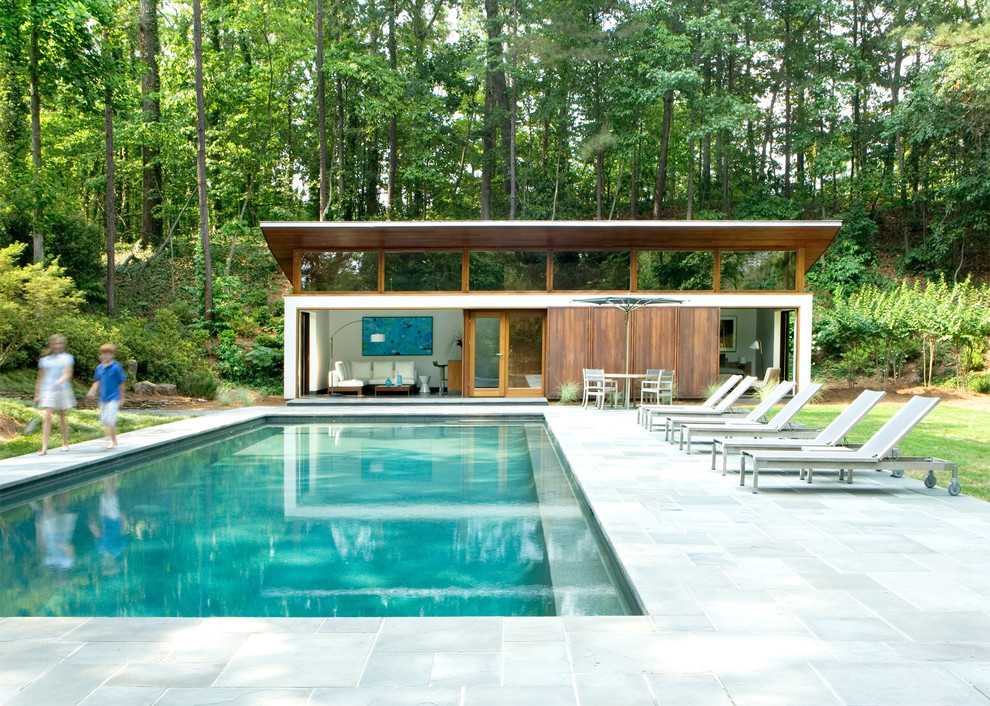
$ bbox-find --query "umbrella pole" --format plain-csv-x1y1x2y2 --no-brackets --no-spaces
624,309,632,406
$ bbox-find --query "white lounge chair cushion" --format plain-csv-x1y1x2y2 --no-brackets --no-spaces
394,361,416,381
370,361,393,382
351,361,372,380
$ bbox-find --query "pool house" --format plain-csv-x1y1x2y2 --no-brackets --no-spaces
259,220,841,400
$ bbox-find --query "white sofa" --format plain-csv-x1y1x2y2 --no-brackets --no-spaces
332,360,417,388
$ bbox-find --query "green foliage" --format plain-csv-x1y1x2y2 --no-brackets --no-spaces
970,374,990,395
733,192,802,221
817,278,990,386
180,369,219,400
0,242,84,369
806,203,883,296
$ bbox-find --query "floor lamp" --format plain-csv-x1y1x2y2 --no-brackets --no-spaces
328,320,384,395
748,340,762,377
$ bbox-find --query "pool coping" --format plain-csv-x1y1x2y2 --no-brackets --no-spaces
3,405,990,705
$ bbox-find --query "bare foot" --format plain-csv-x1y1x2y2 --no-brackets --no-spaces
60,447,70,452
39,449,47,456
106,443,117,450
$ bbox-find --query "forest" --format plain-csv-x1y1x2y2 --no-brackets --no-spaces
1,0,990,393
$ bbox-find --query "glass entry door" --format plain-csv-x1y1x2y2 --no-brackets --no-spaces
467,311,544,397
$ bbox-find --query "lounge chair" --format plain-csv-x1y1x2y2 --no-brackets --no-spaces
740,396,959,495
711,389,886,475
666,380,795,445
648,375,759,436
680,382,822,453
752,366,781,391
637,374,742,427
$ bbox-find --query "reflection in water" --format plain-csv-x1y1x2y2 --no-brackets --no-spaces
89,477,126,576
1,423,632,618
36,494,77,571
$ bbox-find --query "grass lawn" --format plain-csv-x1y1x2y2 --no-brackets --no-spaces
0,399,183,460
789,403,990,502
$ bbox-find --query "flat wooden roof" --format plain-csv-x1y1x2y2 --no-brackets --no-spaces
259,220,842,281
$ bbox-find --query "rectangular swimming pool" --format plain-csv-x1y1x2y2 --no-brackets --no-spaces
0,421,638,618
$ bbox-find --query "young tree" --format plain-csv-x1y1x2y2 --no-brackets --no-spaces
193,0,213,319
139,0,162,246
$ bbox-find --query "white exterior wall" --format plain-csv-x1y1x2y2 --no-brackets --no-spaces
283,292,813,399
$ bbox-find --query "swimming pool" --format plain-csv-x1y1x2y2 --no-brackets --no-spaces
0,421,638,618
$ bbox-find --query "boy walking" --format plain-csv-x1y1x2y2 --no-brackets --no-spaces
86,344,126,450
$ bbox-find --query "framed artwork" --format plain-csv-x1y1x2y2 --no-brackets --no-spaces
363,316,433,356
719,317,737,352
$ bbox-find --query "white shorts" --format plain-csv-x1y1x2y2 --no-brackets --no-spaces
39,387,77,410
98,400,120,426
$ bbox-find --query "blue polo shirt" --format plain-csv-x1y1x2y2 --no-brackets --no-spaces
93,360,126,402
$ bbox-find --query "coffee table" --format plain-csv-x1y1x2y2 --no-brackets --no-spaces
374,385,413,396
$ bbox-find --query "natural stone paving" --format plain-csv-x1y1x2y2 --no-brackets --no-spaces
2,404,990,704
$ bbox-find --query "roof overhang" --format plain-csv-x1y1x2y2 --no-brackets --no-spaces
259,220,842,282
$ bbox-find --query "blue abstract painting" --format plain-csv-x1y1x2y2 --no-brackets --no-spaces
363,317,433,356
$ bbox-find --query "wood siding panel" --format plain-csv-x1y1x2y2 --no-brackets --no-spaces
591,308,626,373
630,308,678,372
676,308,719,398
546,308,590,398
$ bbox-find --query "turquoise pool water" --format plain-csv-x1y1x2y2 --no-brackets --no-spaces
0,422,636,617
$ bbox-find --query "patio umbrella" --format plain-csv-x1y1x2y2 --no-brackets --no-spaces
574,295,683,396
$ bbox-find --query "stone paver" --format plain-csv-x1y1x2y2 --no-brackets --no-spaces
2,404,990,705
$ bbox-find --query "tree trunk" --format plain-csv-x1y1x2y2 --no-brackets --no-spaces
481,0,504,219
783,82,791,199
386,0,398,220
593,63,604,221
892,40,908,252
722,46,734,216
336,77,345,211
29,12,42,262
316,0,328,219
104,39,116,314
193,0,213,319
652,90,674,218
508,0,518,219
629,135,637,219
139,0,162,247
686,109,696,221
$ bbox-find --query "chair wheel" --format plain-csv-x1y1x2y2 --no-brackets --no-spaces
948,479,961,496
891,470,904,478
924,472,937,488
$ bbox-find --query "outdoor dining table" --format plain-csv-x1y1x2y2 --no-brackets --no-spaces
604,372,648,409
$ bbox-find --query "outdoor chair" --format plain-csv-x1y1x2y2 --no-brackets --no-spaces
677,382,823,453
639,369,664,406
582,369,618,410
739,396,959,495
637,374,742,427
645,376,758,434
656,370,675,405
664,379,794,444
752,367,781,391
711,389,886,475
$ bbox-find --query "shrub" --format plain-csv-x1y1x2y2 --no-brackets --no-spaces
0,243,84,369
556,380,580,403
970,374,990,395
118,309,203,385
180,369,219,399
